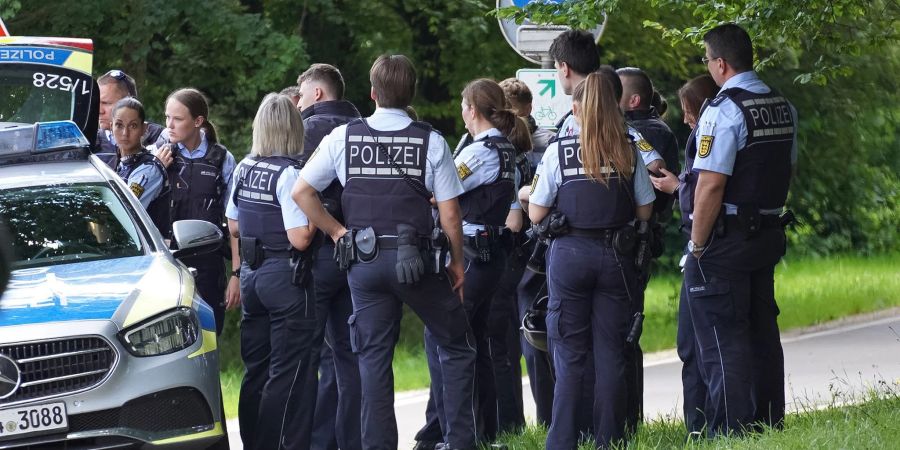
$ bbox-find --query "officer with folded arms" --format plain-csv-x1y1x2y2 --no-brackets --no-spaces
293,54,477,450
523,72,655,449
226,93,319,450
684,23,797,437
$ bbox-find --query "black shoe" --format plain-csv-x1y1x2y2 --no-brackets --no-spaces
413,441,441,450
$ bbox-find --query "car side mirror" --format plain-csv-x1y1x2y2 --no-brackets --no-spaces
171,220,223,260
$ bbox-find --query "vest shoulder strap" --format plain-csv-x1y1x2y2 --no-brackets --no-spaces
205,143,228,168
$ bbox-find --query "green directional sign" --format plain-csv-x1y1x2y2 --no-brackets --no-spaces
538,79,555,97
517,68,572,129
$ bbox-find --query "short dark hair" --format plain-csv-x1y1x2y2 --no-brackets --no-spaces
596,65,623,102
616,67,653,109
548,30,600,76
297,63,346,100
369,55,416,108
703,23,754,72
98,69,138,98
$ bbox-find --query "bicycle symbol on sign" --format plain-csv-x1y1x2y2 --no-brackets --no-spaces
534,106,557,122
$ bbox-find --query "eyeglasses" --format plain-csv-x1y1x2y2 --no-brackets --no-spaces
701,56,723,65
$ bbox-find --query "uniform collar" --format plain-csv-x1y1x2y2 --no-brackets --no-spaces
300,100,361,121
624,108,658,121
720,71,759,92
177,131,209,156
371,107,410,119
473,127,502,141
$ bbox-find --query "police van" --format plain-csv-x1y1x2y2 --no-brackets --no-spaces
0,21,229,449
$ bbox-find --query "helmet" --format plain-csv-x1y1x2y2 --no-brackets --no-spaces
521,295,549,352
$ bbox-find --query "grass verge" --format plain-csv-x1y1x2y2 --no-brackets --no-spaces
494,386,900,449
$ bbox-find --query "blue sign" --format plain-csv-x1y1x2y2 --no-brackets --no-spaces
0,46,72,66
512,0,564,6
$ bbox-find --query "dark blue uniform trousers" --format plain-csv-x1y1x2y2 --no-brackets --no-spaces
238,257,318,450
489,248,527,434
183,254,226,334
683,227,786,437
545,237,635,450
417,250,507,444
677,273,709,434
348,249,477,450
310,243,362,450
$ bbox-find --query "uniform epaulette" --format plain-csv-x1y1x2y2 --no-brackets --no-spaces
709,87,745,107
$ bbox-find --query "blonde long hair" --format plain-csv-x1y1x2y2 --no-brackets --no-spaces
573,72,634,183
251,93,305,157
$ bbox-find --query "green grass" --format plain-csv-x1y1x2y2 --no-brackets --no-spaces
217,253,900,418
493,386,900,449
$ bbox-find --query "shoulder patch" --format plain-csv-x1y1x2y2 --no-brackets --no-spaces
709,94,728,107
698,135,714,158
129,182,145,198
636,139,653,152
530,173,540,194
457,162,473,181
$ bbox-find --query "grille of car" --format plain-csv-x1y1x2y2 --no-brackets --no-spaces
0,336,116,405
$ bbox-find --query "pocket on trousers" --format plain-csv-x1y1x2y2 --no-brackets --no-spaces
545,302,562,341
347,314,360,353
687,281,734,327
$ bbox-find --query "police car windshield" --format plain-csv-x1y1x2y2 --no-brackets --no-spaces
0,66,76,124
0,183,144,268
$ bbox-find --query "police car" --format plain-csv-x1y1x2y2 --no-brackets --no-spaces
0,28,227,449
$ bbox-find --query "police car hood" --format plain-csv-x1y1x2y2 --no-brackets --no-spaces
0,254,189,329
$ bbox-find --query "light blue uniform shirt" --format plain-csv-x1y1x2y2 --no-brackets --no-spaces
557,113,664,167
530,140,656,209
121,158,164,209
155,130,237,208
693,71,799,214
225,158,309,229
454,128,516,235
300,108,464,203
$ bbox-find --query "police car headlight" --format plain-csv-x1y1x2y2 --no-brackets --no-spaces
118,308,200,357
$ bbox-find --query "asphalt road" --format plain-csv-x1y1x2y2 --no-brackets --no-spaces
227,314,900,449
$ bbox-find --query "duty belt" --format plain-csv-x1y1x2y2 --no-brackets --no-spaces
566,227,616,245
261,248,293,259
375,235,431,249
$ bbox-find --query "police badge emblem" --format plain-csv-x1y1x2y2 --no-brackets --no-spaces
698,135,714,158
129,182,145,198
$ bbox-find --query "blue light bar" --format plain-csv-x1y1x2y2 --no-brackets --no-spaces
35,120,88,151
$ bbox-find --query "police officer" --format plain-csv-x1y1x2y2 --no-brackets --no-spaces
524,72,655,449
499,78,556,167
685,23,797,437
296,63,363,450
293,54,477,450
651,74,720,436
415,78,519,447
226,93,319,450
110,97,169,233
96,70,164,169
157,88,236,335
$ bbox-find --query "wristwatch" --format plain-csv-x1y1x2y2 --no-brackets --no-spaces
688,240,706,254
231,267,241,279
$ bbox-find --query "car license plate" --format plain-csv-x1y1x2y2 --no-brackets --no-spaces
0,402,68,440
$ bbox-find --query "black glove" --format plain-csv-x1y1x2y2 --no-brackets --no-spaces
396,224,425,284
634,220,651,275
334,231,356,271
534,211,569,239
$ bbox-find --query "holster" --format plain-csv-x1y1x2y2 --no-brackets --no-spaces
354,227,378,262
240,237,263,270
334,231,357,271
737,204,762,237
612,226,637,256
290,249,312,287
427,227,449,274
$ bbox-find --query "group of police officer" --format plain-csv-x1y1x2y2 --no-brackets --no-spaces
96,21,796,450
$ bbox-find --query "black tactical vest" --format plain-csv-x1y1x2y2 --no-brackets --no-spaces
458,136,517,227
233,156,300,251
678,128,699,228
168,143,228,227
341,119,433,236
715,88,794,209
556,136,635,229
116,150,171,236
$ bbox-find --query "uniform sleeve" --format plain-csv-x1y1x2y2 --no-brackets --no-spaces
224,162,243,220
220,151,237,207
529,142,561,207
631,148,656,207
430,135,465,202
126,164,164,209
454,142,499,193
300,128,341,191
509,166,522,210
278,167,310,229
692,99,746,175
628,127,664,167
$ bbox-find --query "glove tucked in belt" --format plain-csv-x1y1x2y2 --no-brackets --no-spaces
396,224,425,284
